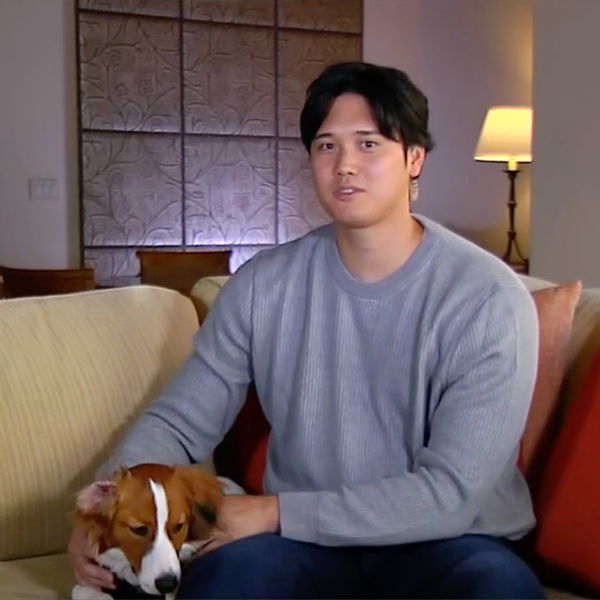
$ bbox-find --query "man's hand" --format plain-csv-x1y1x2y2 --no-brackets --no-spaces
68,527,115,591
198,494,280,556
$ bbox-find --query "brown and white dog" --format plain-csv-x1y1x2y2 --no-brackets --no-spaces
71,463,223,600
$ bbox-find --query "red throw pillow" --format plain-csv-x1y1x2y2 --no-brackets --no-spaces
533,344,600,592
234,387,269,494
213,384,270,495
519,281,582,487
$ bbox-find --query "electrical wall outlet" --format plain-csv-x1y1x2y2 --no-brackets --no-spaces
29,178,59,201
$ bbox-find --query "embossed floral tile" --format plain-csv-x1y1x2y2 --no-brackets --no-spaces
278,139,330,243
278,30,361,138
184,0,274,26
183,23,275,136
84,247,141,286
79,13,180,132
278,0,362,33
184,136,276,246
230,246,274,272
83,132,182,247
79,0,180,18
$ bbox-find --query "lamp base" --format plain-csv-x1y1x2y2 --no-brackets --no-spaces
502,169,529,275
506,259,529,275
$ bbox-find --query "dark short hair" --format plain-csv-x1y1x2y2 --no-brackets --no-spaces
300,62,434,154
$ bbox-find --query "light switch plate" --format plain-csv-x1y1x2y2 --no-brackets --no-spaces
29,178,59,201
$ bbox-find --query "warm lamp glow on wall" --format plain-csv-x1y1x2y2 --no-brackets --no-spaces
474,106,533,273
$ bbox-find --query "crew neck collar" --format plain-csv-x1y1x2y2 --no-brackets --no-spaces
324,214,439,299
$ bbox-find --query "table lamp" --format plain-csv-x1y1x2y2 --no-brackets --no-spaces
474,106,533,272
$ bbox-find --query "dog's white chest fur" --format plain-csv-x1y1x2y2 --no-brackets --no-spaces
71,542,199,600
71,546,135,599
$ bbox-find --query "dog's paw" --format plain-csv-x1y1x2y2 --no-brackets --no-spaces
72,584,114,600
179,541,201,563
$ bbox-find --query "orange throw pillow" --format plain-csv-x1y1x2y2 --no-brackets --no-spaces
519,281,582,487
533,344,600,592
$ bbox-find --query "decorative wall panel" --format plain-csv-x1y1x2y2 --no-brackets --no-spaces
230,246,272,273
278,31,362,138
278,0,362,33
79,0,180,18
80,13,180,132
83,132,182,246
78,0,362,285
185,136,276,245
85,248,141,286
278,138,329,243
184,0,275,26
183,23,275,136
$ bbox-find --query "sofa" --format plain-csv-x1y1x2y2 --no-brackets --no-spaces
0,285,202,598
0,275,599,598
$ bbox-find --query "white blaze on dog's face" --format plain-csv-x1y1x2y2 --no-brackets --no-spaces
136,479,181,594
74,464,222,596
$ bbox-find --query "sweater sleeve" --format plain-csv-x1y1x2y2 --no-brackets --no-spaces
277,285,539,546
96,264,255,479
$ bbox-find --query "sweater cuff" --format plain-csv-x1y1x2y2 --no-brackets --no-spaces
277,490,320,543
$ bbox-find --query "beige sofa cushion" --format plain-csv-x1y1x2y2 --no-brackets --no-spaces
0,554,72,599
190,275,230,322
0,286,198,561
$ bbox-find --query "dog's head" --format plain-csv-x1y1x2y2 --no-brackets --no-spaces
74,463,222,595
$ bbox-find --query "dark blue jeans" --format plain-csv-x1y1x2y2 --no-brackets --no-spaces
176,533,546,599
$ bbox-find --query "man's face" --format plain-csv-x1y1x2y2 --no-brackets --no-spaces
309,92,424,231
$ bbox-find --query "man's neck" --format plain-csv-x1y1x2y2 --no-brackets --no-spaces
333,216,423,284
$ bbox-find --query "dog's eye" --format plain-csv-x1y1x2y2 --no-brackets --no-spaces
129,525,149,537
173,522,185,534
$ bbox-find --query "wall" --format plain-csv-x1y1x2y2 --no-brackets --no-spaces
0,0,78,268
530,0,600,286
363,0,533,258
9,0,593,283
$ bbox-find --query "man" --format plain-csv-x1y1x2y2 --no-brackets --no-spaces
70,62,545,598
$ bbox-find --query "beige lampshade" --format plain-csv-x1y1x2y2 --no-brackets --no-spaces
474,106,533,171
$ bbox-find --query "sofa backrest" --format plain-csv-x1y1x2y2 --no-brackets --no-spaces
0,286,198,560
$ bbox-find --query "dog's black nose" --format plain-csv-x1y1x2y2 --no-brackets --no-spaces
155,572,179,594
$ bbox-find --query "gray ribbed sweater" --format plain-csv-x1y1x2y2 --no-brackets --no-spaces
101,215,539,546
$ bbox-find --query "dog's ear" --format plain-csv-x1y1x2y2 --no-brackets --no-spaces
73,479,119,545
175,465,223,539
74,480,118,516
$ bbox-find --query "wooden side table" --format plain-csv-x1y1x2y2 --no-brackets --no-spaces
0,267,95,298
136,249,231,296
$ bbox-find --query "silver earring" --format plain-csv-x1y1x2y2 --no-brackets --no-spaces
410,178,419,202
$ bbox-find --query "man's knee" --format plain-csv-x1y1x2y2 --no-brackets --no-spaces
197,533,281,571
441,549,546,599
177,534,315,599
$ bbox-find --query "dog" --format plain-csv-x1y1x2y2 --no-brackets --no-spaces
71,463,223,600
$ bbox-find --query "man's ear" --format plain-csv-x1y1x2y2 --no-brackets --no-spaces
175,465,223,539
408,145,426,178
